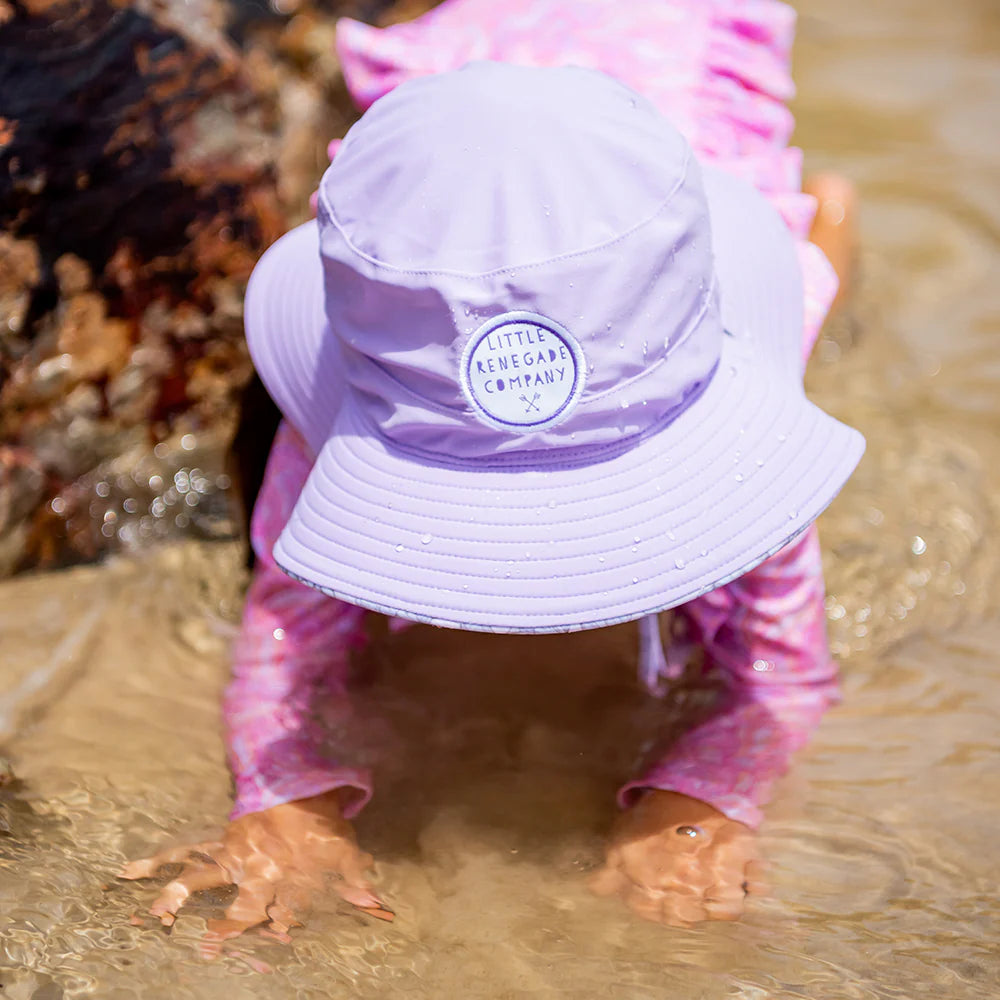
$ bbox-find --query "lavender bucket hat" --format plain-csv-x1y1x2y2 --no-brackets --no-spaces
245,62,865,633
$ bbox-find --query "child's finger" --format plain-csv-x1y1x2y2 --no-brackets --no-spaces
200,919,257,961
149,864,232,925
587,864,628,898
743,856,769,897
340,848,375,886
199,880,277,961
357,904,396,922
120,857,166,881
265,899,302,935
335,851,385,911
119,841,224,880
258,926,293,944
221,874,276,931
703,884,746,922
334,878,388,912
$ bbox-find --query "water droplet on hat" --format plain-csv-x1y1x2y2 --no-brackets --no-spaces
667,531,675,540
641,341,648,357
756,458,765,467
788,511,798,520
395,544,404,552
618,340,625,349
631,546,638,553
420,534,432,545
462,584,469,591
544,204,551,216
548,499,557,508
675,557,686,569
729,365,737,377
700,549,708,557
633,536,641,544
735,473,744,483
777,434,787,442
632,577,639,584
598,555,606,563
620,400,629,410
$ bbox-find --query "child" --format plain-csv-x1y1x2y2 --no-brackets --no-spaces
122,0,863,949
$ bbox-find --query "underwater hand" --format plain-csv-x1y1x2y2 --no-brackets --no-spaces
119,791,392,958
589,790,763,926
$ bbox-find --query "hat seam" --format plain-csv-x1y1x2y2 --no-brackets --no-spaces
277,427,842,619
345,363,719,475
317,147,694,280
277,423,846,605
292,368,806,556
277,517,815,634
351,269,722,428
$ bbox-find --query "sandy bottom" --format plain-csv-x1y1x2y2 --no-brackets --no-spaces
3,0,1000,995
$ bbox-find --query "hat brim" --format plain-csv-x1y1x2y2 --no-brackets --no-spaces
245,165,865,632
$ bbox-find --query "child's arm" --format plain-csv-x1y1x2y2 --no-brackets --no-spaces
592,525,835,925
619,524,837,828
226,420,373,820
121,421,391,946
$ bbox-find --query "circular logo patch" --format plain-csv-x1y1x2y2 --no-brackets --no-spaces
460,312,586,432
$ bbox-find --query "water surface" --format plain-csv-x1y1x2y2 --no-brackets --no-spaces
2,0,999,995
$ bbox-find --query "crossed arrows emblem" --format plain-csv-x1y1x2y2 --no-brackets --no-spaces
520,392,541,414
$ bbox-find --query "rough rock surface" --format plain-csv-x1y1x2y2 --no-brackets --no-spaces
0,0,431,574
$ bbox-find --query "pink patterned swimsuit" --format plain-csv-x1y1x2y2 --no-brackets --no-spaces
227,0,841,830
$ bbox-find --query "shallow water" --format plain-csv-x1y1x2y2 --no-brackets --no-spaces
3,0,1000,995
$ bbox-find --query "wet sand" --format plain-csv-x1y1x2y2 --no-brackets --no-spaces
3,0,1000,995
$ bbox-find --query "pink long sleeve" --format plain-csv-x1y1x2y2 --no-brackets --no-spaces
620,525,838,828
225,421,374,821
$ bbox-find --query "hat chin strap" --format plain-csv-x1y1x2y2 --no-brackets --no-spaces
638,613,689,696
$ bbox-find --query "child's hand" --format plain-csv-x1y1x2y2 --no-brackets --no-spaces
589,790,763,926
119,791,391,958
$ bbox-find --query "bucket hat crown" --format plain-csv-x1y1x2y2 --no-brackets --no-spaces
246,61,864,632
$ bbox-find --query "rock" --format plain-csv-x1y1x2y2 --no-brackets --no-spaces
0,0,284,572
0,235,40,349
0,0,437,575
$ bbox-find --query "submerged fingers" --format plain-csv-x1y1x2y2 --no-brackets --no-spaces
703,884,747,921
743,857,768,897
119,841,224,881
265,900,301,936
587,863,629,898
223,874,278,930
148,864,232,925
332,849,391,914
